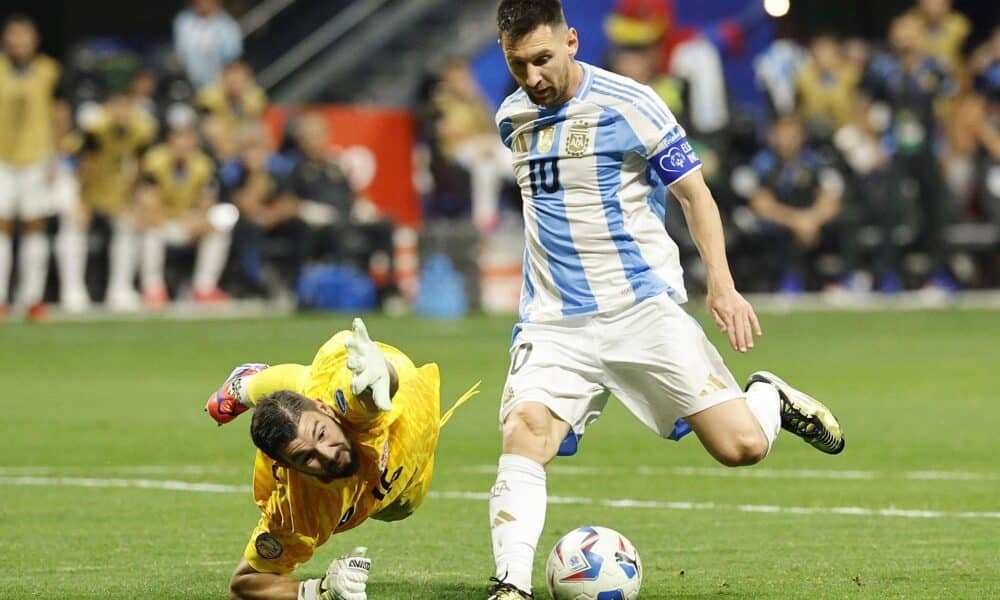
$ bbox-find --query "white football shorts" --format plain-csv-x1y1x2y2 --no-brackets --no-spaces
0,161,55,221
499,293,742,447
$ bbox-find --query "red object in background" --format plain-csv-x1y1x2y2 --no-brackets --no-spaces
263,106,421,227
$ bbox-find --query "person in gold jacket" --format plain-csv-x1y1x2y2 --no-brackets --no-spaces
60,90,159,311
906,0,970,76
796,34,861,138
0,15,63,320
136,119,232,308
204,318,476,600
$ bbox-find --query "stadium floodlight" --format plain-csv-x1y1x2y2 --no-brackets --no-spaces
764,0,791,18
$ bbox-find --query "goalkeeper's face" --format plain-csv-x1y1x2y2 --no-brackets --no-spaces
279,402,360,480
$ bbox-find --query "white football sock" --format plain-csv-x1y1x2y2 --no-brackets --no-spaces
57,219,89,300
107,218,137,297
17,232,50,307
192,229,231,292
141,228,167,292
0,232,11,305
745,381,781,455
490,453,547,593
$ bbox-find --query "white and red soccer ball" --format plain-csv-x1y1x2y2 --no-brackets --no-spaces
545,526,643,600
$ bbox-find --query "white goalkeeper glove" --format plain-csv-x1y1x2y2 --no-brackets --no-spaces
298,546,372,600
344,318,392,411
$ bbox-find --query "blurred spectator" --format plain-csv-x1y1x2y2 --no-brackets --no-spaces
196,60,266,129
0,14,63,321
173,0,243,90
61,89,159,312
906,0,970,76
741,114,851,292
862,13,957,289
221,121,305,294
608,44,686,125
129,68,159,117
136,119,232,308
796,34,861,139
754,39,807,118
966,26,1000,226
431,59,512,232
286,113,399,301
604,0,769,137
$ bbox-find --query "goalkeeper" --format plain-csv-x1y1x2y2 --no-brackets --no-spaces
206,318,475,600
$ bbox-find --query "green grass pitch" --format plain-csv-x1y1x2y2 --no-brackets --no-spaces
1,309,998,598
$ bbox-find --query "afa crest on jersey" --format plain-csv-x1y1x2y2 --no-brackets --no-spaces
566,121,591,157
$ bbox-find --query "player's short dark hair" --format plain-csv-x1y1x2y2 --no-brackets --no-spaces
497,0,566,43
250,390,315,461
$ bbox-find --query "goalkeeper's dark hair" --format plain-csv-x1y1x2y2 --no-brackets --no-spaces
250,391,315,461
497,0,566,43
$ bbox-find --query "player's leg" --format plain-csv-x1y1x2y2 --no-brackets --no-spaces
13,164,54,315
604,294,843,464
105,212,141,310
54,173,91,313
0,162,14,313
489,323,607,599
191,222,232,301
136,188,170,308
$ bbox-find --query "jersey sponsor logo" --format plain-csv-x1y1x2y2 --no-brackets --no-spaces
537,125,556,154
372,466,403,501
335,389,347,414
254,533,283,560
566,121,590,157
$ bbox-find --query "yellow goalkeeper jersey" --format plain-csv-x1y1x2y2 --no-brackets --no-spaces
243,331,446,575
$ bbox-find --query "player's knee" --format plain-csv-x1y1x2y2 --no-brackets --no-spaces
714,431,769,467
502,404,558,462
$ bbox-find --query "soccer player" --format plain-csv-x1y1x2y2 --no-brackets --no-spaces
136,119,231,308
206,318,474,600
487,3,846,598
0,15,62,320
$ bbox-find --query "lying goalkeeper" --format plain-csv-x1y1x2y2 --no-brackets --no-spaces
205,318,475,600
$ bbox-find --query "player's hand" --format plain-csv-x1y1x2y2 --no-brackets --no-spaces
205,363,269,425
321,546,371,600
707,285,761,353
345,318,392,411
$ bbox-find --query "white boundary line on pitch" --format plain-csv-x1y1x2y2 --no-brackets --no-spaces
454,464,1000,482
3,464,998,482
1,475,998,521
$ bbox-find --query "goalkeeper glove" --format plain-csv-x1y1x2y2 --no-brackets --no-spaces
344,318,393,411
298,546,371,600
205,363,269,425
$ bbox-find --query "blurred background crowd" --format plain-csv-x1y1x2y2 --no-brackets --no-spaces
0,0,997,321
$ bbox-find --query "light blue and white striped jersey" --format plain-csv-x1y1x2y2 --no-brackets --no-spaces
496,62,702,323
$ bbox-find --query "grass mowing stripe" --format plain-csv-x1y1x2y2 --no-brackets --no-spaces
4,475,997,520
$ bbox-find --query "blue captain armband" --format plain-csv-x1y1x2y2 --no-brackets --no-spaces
650,132,702,186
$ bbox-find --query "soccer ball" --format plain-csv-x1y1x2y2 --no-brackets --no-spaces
545,526,642,600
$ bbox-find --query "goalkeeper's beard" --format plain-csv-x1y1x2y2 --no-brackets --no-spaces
324,446,361,480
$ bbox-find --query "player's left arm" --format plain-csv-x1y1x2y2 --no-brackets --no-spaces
344,318,399,411
669,170,761,354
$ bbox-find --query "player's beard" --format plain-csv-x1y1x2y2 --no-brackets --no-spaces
324,446,361,479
